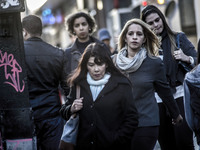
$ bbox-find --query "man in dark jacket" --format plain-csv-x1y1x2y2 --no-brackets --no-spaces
64,12,110,95
22,15,67,150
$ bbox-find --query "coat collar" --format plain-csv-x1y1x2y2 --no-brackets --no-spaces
70,36,100,52
78,74,130,102
26,37,43,42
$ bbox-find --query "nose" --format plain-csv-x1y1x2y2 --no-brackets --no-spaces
79,25,83,30
94,65,99,72
153,21,158,27
133,33,137,39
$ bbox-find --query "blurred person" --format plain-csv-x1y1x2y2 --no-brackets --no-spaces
98,28,117,55
112,18,182,150
64,12,109,95
66,34,76,48
141,5,197,150
184,39,200,147
60,42,138,150
22,15,67,150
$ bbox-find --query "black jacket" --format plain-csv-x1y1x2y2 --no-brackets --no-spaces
60,74,138,150
64,37,110,95
24,37,67,121
114,56,180,127
161,32,197,91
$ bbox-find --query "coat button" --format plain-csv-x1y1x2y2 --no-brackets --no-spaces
91,123,94,126
91,141,94,144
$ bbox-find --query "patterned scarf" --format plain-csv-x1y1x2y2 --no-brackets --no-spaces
115,47,147,73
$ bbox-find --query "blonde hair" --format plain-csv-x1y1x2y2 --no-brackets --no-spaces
118,18,160,57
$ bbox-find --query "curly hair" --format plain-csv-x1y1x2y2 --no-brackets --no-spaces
65,11,97,35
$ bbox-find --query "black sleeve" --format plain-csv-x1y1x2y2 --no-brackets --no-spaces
154,59,180,119
59,86,76,120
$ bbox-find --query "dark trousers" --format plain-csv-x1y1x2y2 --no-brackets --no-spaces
158,97,194,150
131,126,159,150
35,115,64,150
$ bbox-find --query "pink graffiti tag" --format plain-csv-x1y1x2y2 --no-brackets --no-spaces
0,50,25,92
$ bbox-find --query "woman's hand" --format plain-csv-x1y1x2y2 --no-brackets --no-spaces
70,97,83,114
172,114,183,126
173,49,191,63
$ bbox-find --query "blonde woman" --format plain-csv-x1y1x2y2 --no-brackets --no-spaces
113,18,182,150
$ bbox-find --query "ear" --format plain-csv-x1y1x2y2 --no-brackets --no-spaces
23,28,28,36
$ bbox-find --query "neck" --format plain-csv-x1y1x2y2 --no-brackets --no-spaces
78,36,90,43
127,48,140,58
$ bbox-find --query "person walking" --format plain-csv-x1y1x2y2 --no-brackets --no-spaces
184,40,200,147
112,18,182,150
60,42,138,150
141,5,197,150
64,11,109,95
22,15,67,150
97,28,117,55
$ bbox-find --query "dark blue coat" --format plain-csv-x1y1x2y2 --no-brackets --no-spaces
24,37,67,120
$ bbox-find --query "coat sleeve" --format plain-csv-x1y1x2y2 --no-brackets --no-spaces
113,83,138,145
59,86,76,120
179,32,197,63
154,59,180,119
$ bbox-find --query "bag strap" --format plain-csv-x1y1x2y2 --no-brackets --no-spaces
176,33,180,49
76,85,80,99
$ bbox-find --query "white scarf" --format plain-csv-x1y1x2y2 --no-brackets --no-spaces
116,47,147,73
87,72,111,101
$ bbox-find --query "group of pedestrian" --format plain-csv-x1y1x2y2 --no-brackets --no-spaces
22,4,199,150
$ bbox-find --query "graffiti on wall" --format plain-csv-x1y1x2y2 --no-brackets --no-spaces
0,50,25,92
0,0,19,9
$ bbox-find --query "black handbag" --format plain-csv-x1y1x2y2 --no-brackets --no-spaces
59,85,80,150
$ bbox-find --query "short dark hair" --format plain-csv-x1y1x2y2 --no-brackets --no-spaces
65,12,96,35
22,15,42,36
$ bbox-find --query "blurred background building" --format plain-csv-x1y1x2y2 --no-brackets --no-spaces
21,0,200,50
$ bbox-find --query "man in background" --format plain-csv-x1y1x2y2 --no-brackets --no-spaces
22,15,67,150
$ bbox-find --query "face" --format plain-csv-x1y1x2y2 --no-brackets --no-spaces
73,17,90,42
145,13,164,35
87,57,107,81
102,39,110,47
125,23,146,52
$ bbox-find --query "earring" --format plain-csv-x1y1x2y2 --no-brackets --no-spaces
73,32,76,35
89,28,91,32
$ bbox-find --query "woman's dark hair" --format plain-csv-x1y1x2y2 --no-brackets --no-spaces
65,11,96,35
67,43,122,86
141,5,174,36
141,5,177,54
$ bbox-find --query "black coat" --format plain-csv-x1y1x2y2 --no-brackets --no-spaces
24,37,67,120
60,74,138,150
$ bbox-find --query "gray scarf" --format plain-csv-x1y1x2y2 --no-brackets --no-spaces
185,64,200,87
116,47,147,73
184,64,200,131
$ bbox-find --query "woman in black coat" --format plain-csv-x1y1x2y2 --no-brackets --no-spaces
141,5,197,150
60,43,138,150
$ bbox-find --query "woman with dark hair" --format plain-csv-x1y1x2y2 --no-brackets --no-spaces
141,5,197,150
60,42,138,150
64,11,110,96
113,18,182,150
